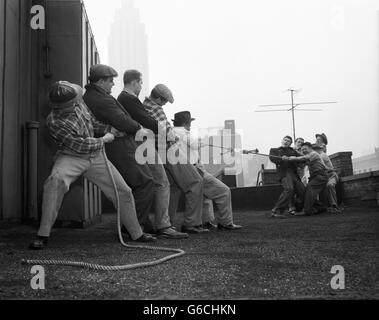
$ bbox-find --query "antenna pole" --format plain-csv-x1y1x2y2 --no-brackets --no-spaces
290,89,296,143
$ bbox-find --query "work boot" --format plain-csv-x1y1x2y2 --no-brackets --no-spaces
29,237,48,250
202,222,217,230
328,206,342,214
155,227,189,239
271,209,287,219
133,233,157,243
181,225,209,234
218,223,243,231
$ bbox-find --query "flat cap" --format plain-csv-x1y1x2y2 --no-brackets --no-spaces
49,81,82,104
152,84,174,103
89,64,118,81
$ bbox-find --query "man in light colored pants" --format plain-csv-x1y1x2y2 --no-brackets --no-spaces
171,111,242,231
37,150,143,240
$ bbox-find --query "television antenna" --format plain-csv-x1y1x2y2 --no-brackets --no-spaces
256,88,338,142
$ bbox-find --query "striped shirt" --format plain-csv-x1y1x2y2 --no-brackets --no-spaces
142,97,177,144
47,101,111,155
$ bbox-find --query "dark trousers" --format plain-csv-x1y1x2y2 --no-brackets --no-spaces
304,173,328,214
105,138,155,232
274,171,305,212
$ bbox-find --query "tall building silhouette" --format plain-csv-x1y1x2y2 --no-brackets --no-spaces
108,0,149,99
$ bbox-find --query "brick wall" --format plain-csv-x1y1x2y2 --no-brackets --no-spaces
329,152,353,177
340,171,379,208
261,169,280,185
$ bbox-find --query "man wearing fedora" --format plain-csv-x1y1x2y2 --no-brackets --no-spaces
313,144,342,214
143,85,208,234
29,81,155,249
315,133,328,152
83,65,187,239
171,111,242,231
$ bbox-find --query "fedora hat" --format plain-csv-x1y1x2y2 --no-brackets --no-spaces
315,133,328,145
172,111,195,126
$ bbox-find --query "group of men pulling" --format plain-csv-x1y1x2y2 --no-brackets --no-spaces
269,134,342,218
29,64,242,250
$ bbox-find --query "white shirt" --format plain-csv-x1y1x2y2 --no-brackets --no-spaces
172,126,201,165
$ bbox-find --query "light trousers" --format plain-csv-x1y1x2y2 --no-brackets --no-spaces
202,172,233,225
165,163,203,227
147,151,171,230
38,150,143,240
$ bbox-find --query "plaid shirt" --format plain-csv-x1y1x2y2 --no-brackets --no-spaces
143,97,177,144
47,101,111,155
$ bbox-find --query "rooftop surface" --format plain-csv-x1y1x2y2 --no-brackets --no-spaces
0,208,378,300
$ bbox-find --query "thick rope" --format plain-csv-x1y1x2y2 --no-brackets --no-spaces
22,148,185,271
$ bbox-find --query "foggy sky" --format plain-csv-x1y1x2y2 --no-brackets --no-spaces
84,0,379,158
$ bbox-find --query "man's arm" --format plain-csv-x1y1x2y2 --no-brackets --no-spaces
84,94,141,134
48,117,105,154
284,154,309,162
118,94,159,134
269,148,282,165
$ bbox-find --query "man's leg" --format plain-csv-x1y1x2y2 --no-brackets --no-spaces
202,198,214,224
84,153,144,241
164,163,204,230
326,173,340,212
272,172,294,216
105,140,155,232
147,152,171,230
37,155,89,237
202,172,233,225
147,154,188,238
291,172,306,211
303,174,328,215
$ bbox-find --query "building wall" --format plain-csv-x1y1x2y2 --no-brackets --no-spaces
0,0,36,221
352,148,379,174
0,0,102,223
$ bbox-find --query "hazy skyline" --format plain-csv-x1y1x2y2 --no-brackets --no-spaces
84,0,379,158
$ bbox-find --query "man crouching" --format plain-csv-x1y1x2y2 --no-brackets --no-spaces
29,81,155,250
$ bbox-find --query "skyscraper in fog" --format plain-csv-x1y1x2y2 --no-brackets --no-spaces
108,0,149,98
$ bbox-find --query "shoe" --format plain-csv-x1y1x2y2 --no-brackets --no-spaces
271,211,287,219
293,211,307,216
156,227,189,239
181,225,209,234
29,237,48,250
288,208,297,215
328,206,342,214
202,222,217,230
218,223,242,230
134,233,157,243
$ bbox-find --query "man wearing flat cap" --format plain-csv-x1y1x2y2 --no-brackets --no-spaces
83,65,187,239
171,111,242,231
143,85,208,234
29,81,154,249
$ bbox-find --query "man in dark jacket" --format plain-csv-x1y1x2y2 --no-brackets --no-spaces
269,135,305,218
83,65,187,239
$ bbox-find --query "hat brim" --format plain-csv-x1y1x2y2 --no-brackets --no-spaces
315,134,328,145
171,118,196,122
